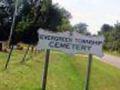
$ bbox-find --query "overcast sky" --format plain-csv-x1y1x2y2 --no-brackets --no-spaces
53,0,120,34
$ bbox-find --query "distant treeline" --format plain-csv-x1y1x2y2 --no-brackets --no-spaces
98,22,120,53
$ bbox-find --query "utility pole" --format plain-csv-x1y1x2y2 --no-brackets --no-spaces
8,0,18,45
5,0,19,69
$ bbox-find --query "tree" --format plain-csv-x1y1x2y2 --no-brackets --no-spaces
13,0,72,45
113,22,120,52
0,0,72,45
73,23,88,34
99,24,113,34
0,0,13,50
99,22,120,53
4,0,72,68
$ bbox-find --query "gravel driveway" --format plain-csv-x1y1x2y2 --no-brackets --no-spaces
101,54,120,69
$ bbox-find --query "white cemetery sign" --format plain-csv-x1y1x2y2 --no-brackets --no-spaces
36,29,104,57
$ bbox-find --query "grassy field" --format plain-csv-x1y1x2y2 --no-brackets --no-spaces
105,51,120,57
0,50,120,90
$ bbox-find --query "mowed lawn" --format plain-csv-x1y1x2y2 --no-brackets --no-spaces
0,50,120,90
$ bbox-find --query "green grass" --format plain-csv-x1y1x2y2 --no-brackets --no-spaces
105,51,120,57
0,50,120,90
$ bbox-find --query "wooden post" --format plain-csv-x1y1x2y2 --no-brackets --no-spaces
84,54,93,90
41,49,50,90
4,45,14,69
21,45,30,63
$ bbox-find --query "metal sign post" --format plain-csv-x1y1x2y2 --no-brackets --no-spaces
84,54,93,90
41,49,50,90
36,29,104,90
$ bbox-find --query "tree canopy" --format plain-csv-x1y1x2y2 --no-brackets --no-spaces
99,22,120,53
0,0,72,45
73,22,90,35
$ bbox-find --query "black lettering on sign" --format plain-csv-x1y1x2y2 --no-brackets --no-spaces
60,43,71,49
39,34,44,39
98,41,103,45
75,38,103,46
44,35,51,40
49,41,71,49
72,44,92,51
54,42,60,48
49,41,54,48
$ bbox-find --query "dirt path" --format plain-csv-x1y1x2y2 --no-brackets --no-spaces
101,54,120,69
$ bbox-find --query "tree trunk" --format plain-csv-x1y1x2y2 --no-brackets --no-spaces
0,43,2,51
21,45,30,63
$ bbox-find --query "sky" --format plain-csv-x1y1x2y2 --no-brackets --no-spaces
53,0,120,34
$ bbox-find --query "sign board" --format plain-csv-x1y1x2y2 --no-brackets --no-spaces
36,29,104,57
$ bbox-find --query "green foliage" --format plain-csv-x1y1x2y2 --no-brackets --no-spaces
99,22,120,53
43,4,72,32
73,23,89,35
0,0,13,41
0,0,72,45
